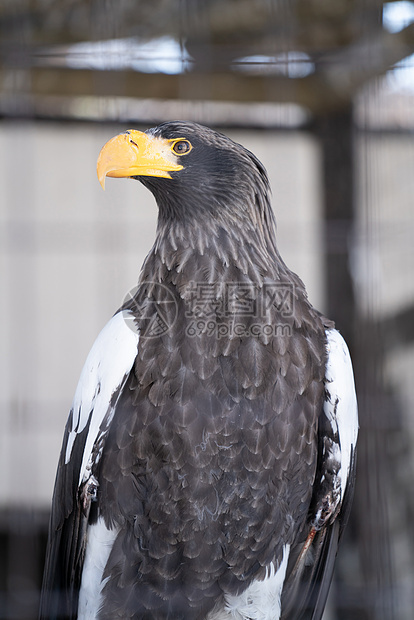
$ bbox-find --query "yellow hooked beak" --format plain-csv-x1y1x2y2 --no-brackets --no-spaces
97,130,184,190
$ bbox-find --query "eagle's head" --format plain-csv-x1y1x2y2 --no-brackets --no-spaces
97,121,272,232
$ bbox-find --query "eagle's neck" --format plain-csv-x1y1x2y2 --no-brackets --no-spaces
143,161,281,275
142,181,288,286
131,215,314,353
127,192,322,364
152,223,275,285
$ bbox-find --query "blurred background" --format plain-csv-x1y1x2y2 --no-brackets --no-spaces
1,1,414,618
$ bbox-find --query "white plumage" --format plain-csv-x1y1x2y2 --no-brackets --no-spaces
324,328,359,501
78,517,119,620
65,310,139,485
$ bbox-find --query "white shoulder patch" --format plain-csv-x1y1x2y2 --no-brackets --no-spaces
324,328,358,498
65,310,139,486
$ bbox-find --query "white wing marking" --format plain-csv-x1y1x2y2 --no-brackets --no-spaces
78,517,119,620
324,328,358,500
207,545,290,620
64,310,139,487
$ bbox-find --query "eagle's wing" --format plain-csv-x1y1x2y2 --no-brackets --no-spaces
39,310,139,619
281,328,358,620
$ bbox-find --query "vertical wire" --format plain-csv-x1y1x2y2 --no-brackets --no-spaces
356,72,397,620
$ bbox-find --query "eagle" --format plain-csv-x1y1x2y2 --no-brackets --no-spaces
39,121,358,620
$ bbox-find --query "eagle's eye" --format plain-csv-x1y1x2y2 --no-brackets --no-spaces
172,140,192,156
